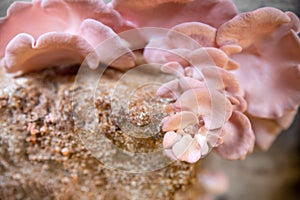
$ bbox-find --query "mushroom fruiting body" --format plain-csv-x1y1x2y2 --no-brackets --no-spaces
142,4,299,162
157,59,255,162
110,0,238,28
0,0,136,74
217,8,300,150
0,0,299,163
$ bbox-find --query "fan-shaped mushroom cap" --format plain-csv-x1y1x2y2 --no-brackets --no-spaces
111,0,237,28
217,8,300,118
0,0,135,74
215,111,255,160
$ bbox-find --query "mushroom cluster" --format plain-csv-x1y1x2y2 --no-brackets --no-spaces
154,52,255,162
0,0,299,163
0,0,136,74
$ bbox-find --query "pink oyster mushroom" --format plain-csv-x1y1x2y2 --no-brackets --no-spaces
142,6,299,158
110,0,238,28
0,0,136,74
216,7,300,150
159,60,255,162
143,22,241,70
159,65,254,163
141,19,254,162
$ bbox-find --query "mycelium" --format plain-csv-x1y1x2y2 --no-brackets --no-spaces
0,0,299,165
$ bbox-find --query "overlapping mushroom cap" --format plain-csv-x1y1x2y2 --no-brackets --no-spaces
143,6,300,161
157,57,255,162
0,0,136,74
216,7,300,149
110,0,237,28
143,22,241,69
140,15,255,162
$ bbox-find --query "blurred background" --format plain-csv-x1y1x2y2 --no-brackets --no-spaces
204,111,300,200
0,1,299,200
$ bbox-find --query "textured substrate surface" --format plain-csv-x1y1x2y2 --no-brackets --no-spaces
0,67,198,200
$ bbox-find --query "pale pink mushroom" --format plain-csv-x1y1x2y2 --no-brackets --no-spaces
157,75,205,99
162,111,199,132
151,36,254,162
159,70,255,161
167,22,217,50
215,111,255,160
161,85,254,162
182,66,244,106
0,0,135,74
161,113,202,163
144,22,239,69
217,7,300,119
110,0,237,28
143,36,192,66
216,7,300,150
160,86,231,162
200,66,247,112
172,87,233,130
162,111,206,163
163,131,181,149
142,15,248,153
158,61,253,162
172,134,202,163
144,22,215,65
160,61,185,76
189,48,239,70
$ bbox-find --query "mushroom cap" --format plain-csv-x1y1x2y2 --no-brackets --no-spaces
163,131,182,149
144,22,240,70
215,111,255,160
217,7,291,48
170,22,217,48
162,111,199,132
161,61,185,77
173,87,233,130
157,75,205,99
172,134,202,163
0,0,128,56
189,48,238,70
217,8,300,118
144,22,217,65
2,32,92,74
0,0,135,74
111,0,237,28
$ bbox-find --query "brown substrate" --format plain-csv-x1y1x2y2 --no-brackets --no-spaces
0,67,197,200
